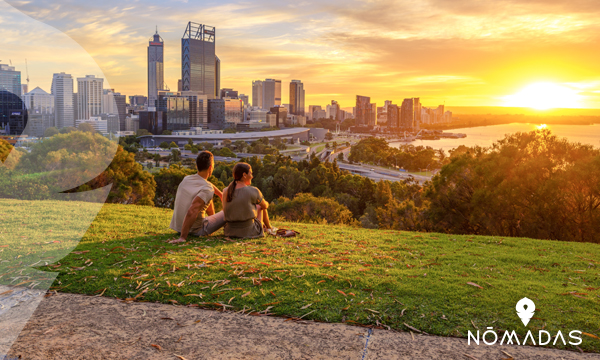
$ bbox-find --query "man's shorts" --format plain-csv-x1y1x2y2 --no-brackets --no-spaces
191,211,225,236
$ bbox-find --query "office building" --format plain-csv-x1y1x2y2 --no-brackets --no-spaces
181,22,219,99
51,72,74,129
252,80,263,108
139,110,166,135
0,64,22,129
76,75,103,120
148,29,164,109
307,105,321,121
387,104,399,128
269,105,287,127
125,114,139,133
220,88,238,99
355,95,371,126
370,102,377,126
400,98,421,130
262,79,281,110
158,90,208,131
7,108,27,136
76,117,108,134
215,56,220,98
21,84,28,96
289,80,305,116
239,94,249,107
22,87,55,137
313,109,326,120
208,98,243,129
100,113,120,134
129,95,147,108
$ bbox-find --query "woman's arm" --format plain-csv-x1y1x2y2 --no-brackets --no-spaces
221,187,229,211
212,183,223,201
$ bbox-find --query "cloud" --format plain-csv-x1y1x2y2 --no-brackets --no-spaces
4,0,600,108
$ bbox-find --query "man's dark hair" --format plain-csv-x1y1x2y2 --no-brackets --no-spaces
196,151,214,171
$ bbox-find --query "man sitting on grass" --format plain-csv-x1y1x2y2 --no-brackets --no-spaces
168,151,224,243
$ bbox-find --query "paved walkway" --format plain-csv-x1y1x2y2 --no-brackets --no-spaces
6,293,600,359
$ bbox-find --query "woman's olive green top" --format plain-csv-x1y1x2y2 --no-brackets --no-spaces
223,186,265,238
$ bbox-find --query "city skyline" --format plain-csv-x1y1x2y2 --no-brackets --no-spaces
3,0,600,112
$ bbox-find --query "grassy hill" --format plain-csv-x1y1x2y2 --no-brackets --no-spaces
2,200,600,353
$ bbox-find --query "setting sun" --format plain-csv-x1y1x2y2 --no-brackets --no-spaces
503,82,582,110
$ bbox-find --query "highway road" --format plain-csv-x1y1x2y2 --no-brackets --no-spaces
144,149,431,184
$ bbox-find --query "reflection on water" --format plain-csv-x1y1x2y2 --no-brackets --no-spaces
390,123,600,152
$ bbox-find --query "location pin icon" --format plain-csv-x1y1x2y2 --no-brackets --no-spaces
516,297,536,326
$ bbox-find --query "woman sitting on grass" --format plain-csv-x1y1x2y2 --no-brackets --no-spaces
222,162,277,238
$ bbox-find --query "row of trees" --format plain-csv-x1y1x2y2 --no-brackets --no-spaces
348,137,444,171
3,129,599,243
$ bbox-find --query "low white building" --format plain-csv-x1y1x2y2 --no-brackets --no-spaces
76,117,108,134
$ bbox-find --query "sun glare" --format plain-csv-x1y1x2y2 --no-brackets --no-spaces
503,82,582,110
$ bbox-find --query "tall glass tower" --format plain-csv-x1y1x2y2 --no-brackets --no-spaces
181,22,218,99
0,63,22,129
148,29,164,109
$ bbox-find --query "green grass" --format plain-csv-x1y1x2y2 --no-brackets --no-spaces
2,199,600,352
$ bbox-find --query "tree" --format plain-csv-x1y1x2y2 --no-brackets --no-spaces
218,147,236,158
233,140,248,152
153,165,196,208
59,127,77,134
170,148,181,163
161,130,172,135
325,132,333,141
159,141,170,149
184,144,192,151
191,146,199,154
136,129,151,136
223,128,237,134
77,122,96,133
153,153,162,167
67,145,156,205
0,139,23,170
271,193,356,225
222,139,232,147
188,138,194,146
169,141,179,149
273,166,309,198
337,152,344,162
44,127,59,138
199,142,213,150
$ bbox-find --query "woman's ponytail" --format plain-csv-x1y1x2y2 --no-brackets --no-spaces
226,162,252,202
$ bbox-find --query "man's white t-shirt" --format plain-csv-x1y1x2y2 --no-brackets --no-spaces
169,174,214,233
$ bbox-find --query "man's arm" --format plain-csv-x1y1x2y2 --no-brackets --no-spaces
169,196,205,244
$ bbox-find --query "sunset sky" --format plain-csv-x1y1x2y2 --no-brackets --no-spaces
2,0,600,110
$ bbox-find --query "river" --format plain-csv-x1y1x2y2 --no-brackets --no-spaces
389,123,600,152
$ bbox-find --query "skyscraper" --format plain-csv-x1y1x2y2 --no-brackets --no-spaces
252,80,263,108
51,72,74,129
400,98,421,130
148,29,164,109
289,80,305,116
181,22,218,99
76,75,103,120
262,79,281,110
355,95,371,126
0,63,22,129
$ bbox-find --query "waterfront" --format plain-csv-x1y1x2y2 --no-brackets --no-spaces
389,123,600,152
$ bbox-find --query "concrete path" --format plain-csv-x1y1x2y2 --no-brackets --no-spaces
6,293,600,360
